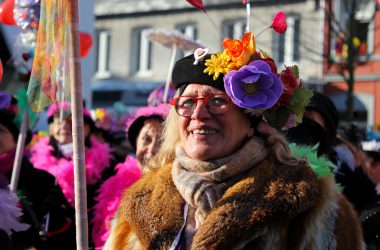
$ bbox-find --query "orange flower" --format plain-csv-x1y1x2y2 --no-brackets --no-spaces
222,32,256,68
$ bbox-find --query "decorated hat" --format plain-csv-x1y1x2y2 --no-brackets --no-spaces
0,93,19,141
171,22,313,130
125,103,170,150
47,102,94,129
148,84,176,107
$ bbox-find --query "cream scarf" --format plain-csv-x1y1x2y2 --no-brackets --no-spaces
172,136,269,226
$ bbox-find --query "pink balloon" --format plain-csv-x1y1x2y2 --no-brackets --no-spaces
186,0,207,12
0,0,16,26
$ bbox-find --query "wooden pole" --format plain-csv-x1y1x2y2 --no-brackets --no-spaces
9,110,28,192
163,44,177,103
68,1,88,249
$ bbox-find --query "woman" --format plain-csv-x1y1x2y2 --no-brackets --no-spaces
29,102,114,247
106,33,363,249
93,103,169,249
0,94,76,250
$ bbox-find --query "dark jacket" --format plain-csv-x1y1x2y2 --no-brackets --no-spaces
6,157,76,250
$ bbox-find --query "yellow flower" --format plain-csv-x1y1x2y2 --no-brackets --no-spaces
204,51,236,80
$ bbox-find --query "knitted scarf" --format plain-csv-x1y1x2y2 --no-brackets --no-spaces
172,136,269,226
30,136,112,207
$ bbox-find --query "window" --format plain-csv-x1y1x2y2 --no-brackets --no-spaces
272,15,300,65
175,23,197,60
95,30,111,79
131,27,153,76
222,20,245,40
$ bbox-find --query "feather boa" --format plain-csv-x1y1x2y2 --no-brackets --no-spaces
92,156,141,249
0,188,30,236
30,136,112,207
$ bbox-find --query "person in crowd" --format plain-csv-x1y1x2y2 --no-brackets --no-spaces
105,31,364,249
0,173,28,250
360,137,380,249
335,125,378,212
29,101,114,247
286,91,338,158
0,93,76,250
93,103,169,249
286,93,377,212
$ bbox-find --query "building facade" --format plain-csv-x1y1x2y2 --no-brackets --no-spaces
94,0,325,90
323,0,380,129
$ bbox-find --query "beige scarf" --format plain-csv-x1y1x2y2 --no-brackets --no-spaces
172,136,269,227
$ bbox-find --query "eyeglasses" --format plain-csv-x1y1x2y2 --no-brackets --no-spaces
170,94,231,117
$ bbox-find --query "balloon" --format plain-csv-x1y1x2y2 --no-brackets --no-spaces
0,0,17,26
80,32,93,58
0,59,3,82
185,0,207,12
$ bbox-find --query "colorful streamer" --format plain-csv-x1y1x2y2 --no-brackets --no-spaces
27,0,72,112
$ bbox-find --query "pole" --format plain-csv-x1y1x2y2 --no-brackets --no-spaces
9,110,28,192
163,44,177,103
245,1,251,33
68,0,88,249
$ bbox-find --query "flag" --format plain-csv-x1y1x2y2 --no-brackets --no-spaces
27,0,72,112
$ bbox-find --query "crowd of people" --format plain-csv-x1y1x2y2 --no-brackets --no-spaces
1,38,380,249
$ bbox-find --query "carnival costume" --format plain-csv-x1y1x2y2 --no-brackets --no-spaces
30,135,112,207
105,13,364,249
92,157,141,249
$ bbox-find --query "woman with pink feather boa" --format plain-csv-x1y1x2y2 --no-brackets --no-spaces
92,103,170,249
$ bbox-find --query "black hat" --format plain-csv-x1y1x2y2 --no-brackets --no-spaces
171,54,225,93
127,115,164,151
306,91,338,140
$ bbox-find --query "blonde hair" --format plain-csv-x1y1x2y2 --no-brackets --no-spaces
146,91,303,170
146,96,182,170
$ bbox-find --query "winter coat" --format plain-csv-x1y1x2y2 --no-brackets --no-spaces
106,155,364,250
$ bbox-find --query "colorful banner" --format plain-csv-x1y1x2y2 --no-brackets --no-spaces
27,0,72,112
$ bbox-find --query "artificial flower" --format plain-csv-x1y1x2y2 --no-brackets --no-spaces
270,12,287,33
204,51,235,80
222,32,256,67
252,50,277,74
224,60,283,109
276,65,301,107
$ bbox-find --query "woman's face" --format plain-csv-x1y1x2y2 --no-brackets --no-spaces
135,118,163,167
178,84,253,161
0,123,16,153
52,115,73,145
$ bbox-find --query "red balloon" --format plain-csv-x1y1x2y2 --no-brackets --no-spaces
0,59,3,82
186,0,207,12
0,0,16,26
80,32,93,58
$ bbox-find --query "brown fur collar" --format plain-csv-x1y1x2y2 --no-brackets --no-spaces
119,157,319,249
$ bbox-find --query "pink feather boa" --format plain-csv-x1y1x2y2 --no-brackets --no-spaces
92,156,141,249
29,136,112,207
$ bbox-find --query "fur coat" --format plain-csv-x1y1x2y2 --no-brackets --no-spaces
105,155,364,250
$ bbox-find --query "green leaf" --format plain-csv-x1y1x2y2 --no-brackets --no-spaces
291,65,299,78
264,107,290,130
286,87,313,125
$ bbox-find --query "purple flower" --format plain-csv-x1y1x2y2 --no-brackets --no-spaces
224,60,283,109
